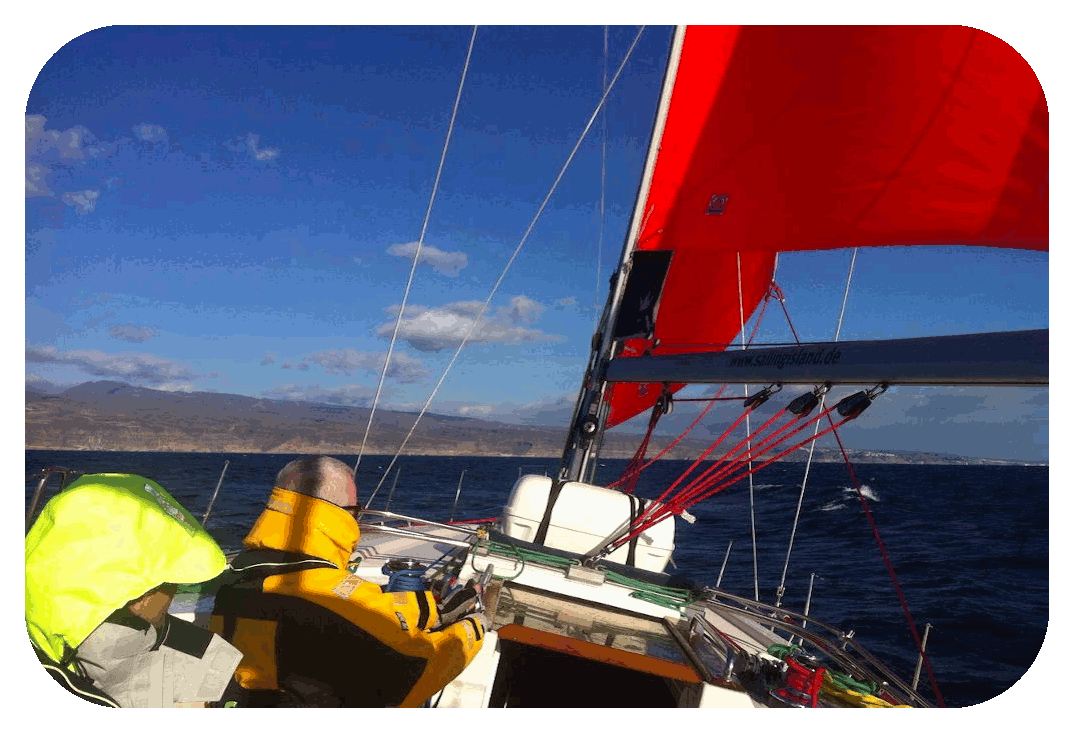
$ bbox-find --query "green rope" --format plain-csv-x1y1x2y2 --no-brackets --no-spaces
472,540,527,581
825,671,879,695
766,643,803,659
628,590,689,610
477,540,696,610
766,644,880,695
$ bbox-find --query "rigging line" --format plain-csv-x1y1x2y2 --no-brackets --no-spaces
605,385,728,489
593,24,608,330
776,247,858,607
738,252,760,602
353,26,479,478
614,408,853,547
826,411,946,708
614,406,854,548
368,26,650,501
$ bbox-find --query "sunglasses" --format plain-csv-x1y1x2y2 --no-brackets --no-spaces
341,504,365,519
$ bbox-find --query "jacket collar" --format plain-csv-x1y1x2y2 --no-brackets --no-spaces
242,488,360,569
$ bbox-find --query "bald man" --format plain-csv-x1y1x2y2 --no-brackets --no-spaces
210,456,485,707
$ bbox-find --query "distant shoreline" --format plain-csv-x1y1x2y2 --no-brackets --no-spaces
24,444,1046,466
25,383,1046,467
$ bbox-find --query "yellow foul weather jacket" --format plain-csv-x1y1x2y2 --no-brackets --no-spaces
209,488,483,707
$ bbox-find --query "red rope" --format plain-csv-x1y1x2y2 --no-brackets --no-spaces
606,385,728,490
670,410,797,506
612,411,853,551
772,282,944,707
608,286,775,493
611,407,847,550
826,414,946,707
621,398,665,494
618,405,759,536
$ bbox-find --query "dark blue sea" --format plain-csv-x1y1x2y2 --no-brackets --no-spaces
25,450,1047,708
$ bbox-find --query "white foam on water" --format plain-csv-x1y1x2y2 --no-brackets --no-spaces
842,484,879,501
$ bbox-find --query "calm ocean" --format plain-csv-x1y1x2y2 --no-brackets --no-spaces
25,449,1047,708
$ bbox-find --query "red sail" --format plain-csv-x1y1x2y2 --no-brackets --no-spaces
606,25,1048,428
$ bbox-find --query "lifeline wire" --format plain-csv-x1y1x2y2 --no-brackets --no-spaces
369,26,649,501
353,26,479,478
776,247,857,607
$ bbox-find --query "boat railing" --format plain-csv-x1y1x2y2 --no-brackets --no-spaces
25,466,81,533
699,588,933,707
357,509,486,549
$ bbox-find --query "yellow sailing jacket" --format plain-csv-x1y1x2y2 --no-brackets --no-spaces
210,488,483,707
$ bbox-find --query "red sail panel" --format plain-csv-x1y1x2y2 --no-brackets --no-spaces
606,25,1048,428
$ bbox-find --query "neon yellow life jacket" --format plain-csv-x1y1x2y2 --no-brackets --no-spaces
25,473,227,663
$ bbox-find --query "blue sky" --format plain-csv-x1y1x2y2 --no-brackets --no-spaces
20,23,1051,462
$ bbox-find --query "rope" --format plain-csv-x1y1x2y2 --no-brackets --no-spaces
354,26,479,479
827,414,946,707
620,394,665,494
474,540,694,608
606,287,772,492
371,26,650,498
605,386,726,490
608,404,852,551
776,248,856,607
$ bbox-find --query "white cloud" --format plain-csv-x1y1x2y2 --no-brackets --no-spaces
261,382,378,406
386,241,468,277
425,393,576,425
157,382,195,393
458,405,496,416
281,360,311,371
303,349,428,383
376,297,562,352
25,163,53,197
60,189,100,215
260,351,277,366
553,296,579,310
225,131,279,161
25,345,214,385
506,294,544,324
132,123,168,143
108,324,156,343
27,117,97,160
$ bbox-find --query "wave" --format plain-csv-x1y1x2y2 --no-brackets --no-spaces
820,500,846,512
841,484,879,502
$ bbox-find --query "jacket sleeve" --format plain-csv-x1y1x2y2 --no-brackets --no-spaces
263,569,484,707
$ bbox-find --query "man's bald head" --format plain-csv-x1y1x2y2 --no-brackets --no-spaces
275,456,358,508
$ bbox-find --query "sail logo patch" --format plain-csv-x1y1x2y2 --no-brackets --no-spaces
706,194,729,215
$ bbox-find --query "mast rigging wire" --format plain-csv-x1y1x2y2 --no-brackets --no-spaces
737,252,760,602
776,248,857,607
367,26,650,503
593,25,608,330
353,26,479,478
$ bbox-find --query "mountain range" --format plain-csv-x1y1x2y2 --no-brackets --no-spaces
25,381,1036,465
